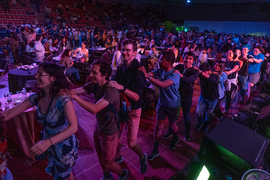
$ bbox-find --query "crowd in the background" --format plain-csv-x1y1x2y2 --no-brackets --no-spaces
1,17,270,179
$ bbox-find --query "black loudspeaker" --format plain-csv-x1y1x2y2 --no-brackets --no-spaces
198,119,269,176
261,78,270,94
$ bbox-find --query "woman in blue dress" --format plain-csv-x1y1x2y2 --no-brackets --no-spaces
1,62,79,180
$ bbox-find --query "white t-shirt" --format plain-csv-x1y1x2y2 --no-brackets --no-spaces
198,53,208,63
77,48,88,56
111,50,123,70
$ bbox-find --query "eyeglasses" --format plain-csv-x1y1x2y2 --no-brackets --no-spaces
34,72,49,76
121,49,132,52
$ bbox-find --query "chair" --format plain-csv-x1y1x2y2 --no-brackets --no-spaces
75,62,90,83
63,69,74,86
92,50,103,60
0,58,9,81
25,80,37,92
144,50,150,56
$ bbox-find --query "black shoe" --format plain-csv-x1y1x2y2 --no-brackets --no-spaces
200,125,209,133
147,151,160,161
168,136,179,150
195,122,202,131
119,169,129,180
217,116,223,122
162,130,172,139
114,156,123,163
184,133,190,141
139,153,147,174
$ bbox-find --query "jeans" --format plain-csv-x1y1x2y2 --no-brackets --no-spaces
214,98,224,119
196,95,218,127
238,75,248,98
66,67,80,81
225,83,237,110
181,97,193,135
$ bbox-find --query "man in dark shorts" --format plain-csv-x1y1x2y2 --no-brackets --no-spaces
163,51,199,141
70,60,129,180
138,51,181,161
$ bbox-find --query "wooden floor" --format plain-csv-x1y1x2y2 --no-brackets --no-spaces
3,73,253,180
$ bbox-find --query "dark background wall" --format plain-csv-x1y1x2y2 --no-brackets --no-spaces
166,2,270,22
97,0,270,22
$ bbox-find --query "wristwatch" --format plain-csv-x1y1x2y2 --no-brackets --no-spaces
148,75,152,80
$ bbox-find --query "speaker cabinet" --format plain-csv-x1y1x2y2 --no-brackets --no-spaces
198,119,269,175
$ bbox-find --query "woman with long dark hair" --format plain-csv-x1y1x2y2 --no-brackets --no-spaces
60,49,80,81
213,61,227,121
225,49,240,112
1,62,79,180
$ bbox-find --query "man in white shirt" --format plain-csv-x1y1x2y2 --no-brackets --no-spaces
198,48,208,65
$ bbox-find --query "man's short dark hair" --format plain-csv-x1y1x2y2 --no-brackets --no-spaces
162,51,175,65
91,59,112,80
121,39,137,52
184,51,195,61
199,63,212,72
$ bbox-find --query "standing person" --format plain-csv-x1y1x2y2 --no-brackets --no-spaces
109,39,147,174
58,36,71,54
111,42,123,76
195,63,220,133
7,32,20,65
246,46,264,104
69,60,129,180
34,35,45,61
74,29,79,48
238,45,253,103
213,61,227,121
138,51,181,160
163,51,199,141
1,62,79,180
59,49,80,82
224,50,240,112
198,48,208,65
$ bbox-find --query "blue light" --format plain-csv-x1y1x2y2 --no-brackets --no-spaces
187,0,191,2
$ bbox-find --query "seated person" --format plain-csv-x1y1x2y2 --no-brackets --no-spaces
207,47,214,58
74,41,89,63
148,45,159,59
50,38,58,54
105,38,112,48
59,49,80,82
44,41,51,56
111,38,118,47
25,40,35,53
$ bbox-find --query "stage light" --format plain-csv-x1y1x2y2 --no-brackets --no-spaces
187,0,191,3
185,162,211,180
184,29,187,32
197,166,210,180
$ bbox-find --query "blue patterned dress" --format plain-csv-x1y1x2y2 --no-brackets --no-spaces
28,93,79,180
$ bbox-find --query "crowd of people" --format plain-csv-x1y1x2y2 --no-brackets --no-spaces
1,10,270,179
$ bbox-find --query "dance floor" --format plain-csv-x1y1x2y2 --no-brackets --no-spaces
5,77,255,180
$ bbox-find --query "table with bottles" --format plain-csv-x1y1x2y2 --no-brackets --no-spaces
0,92,42,165
8,68,38,94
